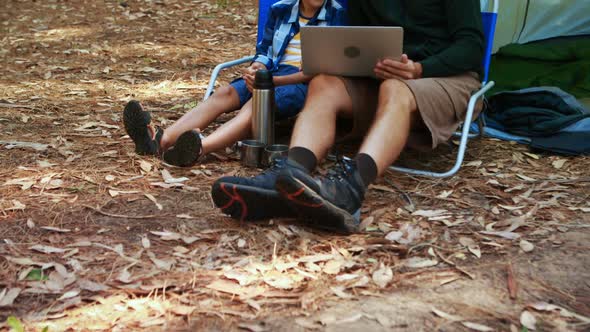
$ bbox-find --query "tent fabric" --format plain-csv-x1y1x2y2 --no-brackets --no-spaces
481,0,590,50
488,36,590,99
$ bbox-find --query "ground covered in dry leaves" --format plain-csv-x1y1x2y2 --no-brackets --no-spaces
1,0,589,331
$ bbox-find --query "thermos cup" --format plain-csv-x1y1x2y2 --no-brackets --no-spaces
251,70,275,145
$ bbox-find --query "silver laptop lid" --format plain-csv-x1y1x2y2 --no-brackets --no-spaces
301,26,404,78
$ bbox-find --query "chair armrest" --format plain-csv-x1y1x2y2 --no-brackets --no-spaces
204,55,256,101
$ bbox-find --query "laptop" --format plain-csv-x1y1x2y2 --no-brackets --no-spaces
300,26,404,78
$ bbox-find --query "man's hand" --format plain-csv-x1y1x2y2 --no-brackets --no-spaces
374,54,423,80
244,62,267,91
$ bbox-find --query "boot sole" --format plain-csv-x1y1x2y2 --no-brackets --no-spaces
163,130,201,167
123,101,155,155
275,174,360,234
211,181,294,221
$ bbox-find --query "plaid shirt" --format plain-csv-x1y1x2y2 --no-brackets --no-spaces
253,0,347,71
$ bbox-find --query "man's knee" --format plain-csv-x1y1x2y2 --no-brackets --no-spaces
308,74,344,94
379,79,417,112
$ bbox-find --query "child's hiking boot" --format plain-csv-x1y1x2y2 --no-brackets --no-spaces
123,100,162,156
275,158,365,234
162,130,202,167
211,157,299,221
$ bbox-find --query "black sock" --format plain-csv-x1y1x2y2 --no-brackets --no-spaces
355,153,377,187
288,146,317,173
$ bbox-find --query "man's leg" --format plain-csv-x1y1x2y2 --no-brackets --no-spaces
287,74,354,170
210,74,352,221
357,79,418,178
274,79,418,234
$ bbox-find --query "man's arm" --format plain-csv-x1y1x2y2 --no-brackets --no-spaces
419,0,485,78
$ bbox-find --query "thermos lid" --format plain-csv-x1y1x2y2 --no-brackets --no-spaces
254,70,274,89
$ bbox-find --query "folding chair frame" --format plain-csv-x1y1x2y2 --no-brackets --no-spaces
203,0,500,178
389,0,499,177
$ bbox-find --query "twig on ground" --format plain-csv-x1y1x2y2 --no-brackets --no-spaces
383,178,415,208
435,249,475,280
507,262,518,300
83,204,163,219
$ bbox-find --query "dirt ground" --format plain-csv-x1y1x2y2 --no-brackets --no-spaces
1,0,589,331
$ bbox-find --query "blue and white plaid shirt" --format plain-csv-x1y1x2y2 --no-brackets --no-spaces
253,0,347,71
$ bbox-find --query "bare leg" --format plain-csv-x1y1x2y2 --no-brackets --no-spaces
358,79,418,175
201,100,253,154
289,75,353,159
160,85,241,150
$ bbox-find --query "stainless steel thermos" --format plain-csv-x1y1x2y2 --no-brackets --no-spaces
251,70,275,145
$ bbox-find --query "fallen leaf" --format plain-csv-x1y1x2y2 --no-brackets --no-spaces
552,159,567,169
519,240,534,252
224,270,257,286
30,245,66,254
141,236,151,249
40,226,71,233
0,288,22,306
385,231,403,242
295,317,322,330
462,322,494,331
263,273,296,290
6,200,26,211
330,286,353,299
78,279,109,292
170,305,196,316
437,190,453,199
412,209,449,218
206,280,265,298
432,307,462,321
323,260,343,275
175,214,195,219
161,169,189,184
528,302,590,323
480,231,520,240
150,231,182,241
144,193,163,210
147,251,174,271
117,268,133,284
0,140,48,151
238,322,269,332
372,265,393,288
459,237,481,258
58,289,80,301
139,160,153,173
405,257,438,269
520,311,537,330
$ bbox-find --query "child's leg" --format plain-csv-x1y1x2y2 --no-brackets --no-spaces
161,85,241,150
201,100,253,154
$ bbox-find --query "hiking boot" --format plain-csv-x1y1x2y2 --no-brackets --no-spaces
211,157,298,221
123,100,162,156
275,158,365,234
163,130,202,167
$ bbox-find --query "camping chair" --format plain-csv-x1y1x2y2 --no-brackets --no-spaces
389,0,499,177
204,0,348,101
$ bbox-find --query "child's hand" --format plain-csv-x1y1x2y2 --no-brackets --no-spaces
243,62,266,91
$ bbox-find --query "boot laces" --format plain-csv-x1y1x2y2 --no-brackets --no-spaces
326,157,354,181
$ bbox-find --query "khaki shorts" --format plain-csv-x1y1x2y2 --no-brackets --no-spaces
339,72,483,148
